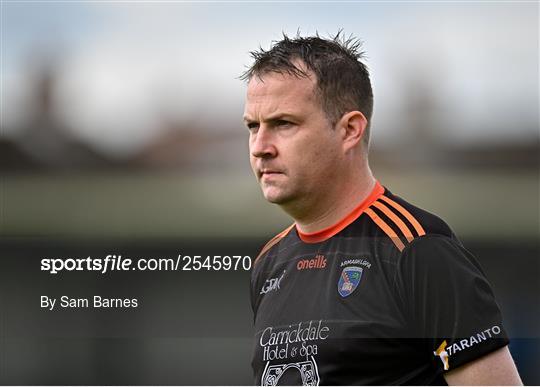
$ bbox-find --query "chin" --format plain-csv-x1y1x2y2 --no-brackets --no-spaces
264,193,285,204
263,188,296,205
262,188,286,204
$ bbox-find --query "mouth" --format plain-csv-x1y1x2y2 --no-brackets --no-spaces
259,169,284,179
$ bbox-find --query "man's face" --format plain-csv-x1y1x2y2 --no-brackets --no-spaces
243,70,343,207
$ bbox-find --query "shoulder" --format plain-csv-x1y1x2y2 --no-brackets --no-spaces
381,189,455,237
363,187,459,253
250,224,296,314
399,234,481,276
253,223,296,267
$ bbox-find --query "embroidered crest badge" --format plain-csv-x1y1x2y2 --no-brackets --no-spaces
338,266,363,297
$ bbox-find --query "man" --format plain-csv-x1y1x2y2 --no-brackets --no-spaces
242,33,522,385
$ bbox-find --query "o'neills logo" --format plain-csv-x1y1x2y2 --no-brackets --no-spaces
297,254,326,270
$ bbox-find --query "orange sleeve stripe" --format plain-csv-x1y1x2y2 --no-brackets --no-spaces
372,201,414,242
379,195,426,236
364,208,406,251
254,224,295,265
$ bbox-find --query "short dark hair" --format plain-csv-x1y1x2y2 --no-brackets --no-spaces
241,31,374,145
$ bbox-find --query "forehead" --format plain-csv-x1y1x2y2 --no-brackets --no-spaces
244,71,319,117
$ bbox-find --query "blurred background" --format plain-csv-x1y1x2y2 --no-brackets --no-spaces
1,1,538,385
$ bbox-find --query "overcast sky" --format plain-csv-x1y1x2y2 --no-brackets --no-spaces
2,2,538,155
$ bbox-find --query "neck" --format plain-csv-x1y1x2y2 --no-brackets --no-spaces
284,166,376,234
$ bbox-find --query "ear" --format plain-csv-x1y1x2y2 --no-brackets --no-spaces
337,111,368,152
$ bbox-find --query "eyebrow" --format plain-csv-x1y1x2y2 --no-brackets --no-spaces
243,113,299,124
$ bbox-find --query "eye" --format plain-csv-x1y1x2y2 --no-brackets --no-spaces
246,122,259,132
275,120,293,128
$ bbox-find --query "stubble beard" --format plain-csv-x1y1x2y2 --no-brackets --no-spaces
261,182,293,205
261,180,317,222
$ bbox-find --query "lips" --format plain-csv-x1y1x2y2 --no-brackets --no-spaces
259,169,284,179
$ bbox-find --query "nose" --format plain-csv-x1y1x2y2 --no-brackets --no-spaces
250,126,277,159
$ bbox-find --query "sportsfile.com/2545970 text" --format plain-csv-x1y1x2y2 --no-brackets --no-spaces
40,255,252,274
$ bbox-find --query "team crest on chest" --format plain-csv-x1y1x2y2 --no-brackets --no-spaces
338,266,363,297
